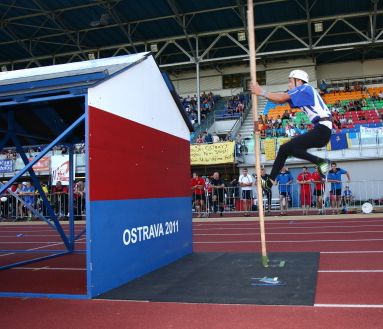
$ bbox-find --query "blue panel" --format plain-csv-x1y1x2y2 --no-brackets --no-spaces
88,197,192,297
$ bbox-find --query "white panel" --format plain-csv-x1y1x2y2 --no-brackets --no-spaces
88,55,190,141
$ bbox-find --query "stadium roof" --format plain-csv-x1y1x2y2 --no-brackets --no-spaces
0,0,382,71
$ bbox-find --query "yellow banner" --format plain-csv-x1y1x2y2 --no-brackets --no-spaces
191,141,235,165
278,137,291,146
264,139,276,160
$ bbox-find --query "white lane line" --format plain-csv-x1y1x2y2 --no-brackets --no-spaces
0,235,87,238
193,238,383,243
193,224,383,231
0,237,86,257
13,266,86,271
194,230,383,236
321,250,383,254
0,241,86,244
318,270,383,273
315,304,383,308
193,219,383,226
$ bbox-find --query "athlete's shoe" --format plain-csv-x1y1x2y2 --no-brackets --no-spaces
318,160,331,177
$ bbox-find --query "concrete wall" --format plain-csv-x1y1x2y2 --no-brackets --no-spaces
171,58,383,96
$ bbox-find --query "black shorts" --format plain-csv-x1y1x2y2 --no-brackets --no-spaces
280,192,289,197
330,189,342,196
242,190,252,200
314,190,323,196
193,194,206,202
213,191,225,202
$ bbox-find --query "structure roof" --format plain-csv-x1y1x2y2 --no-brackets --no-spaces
0,0,381,70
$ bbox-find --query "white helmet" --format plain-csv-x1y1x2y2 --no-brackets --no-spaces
289,69,309,83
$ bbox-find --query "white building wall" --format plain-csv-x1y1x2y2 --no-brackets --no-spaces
316,59,383,81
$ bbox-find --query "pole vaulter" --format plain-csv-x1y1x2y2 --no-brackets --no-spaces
247,0,285,268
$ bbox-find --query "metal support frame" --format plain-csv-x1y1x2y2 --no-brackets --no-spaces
0,104,85,271
0,2,382,69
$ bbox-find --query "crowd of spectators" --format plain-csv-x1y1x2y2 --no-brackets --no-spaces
0,179,85,221
225,94,245,115
0,143,86,160
258,110,312,138
191,164,353,217
181,91,217,126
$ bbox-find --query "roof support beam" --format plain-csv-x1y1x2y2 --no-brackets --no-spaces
30,0,88,59
166,0,196,58
371,0,379,42
98,2,138,53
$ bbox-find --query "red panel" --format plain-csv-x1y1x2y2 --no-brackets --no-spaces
88,106,191,201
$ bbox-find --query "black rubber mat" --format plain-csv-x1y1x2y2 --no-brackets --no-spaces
97,252,319,305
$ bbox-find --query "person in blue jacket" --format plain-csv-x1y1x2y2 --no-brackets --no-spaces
327,162,351,214
276,167,293,215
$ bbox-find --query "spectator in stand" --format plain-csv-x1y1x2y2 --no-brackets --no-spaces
327,162,351,214
378,91,383,100
276,167,293,215
266,123,274,137
74,180,85,220
52,181,69,219
297,166,312,215
311,166,325,215
19,181,35,220
319,80,328,95
0,181,10,220
239,168,253,216
274,123,284,137
260,168,273,215
282,110,290,120
224,132,233,141
191,173,206,218
339,115,347,127
297,124,308,135
212,133,220,143
344,83,350,92
285,123,296,137
35,181,50,216
204,131,213,144
235,134,243,156
195,134,204,144
210,172,225,216
341,185,353,213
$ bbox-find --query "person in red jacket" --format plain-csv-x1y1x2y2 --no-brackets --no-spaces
311,166,325,215
297,166,312,215
191,172,206,217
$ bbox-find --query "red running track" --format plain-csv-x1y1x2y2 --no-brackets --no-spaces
1,216,383,328
0,223,86,294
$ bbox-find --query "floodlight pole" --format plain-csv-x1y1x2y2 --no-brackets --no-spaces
247,0,269,267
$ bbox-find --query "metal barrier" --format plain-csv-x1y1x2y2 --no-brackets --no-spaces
192,180,383,217
0,192,85,221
